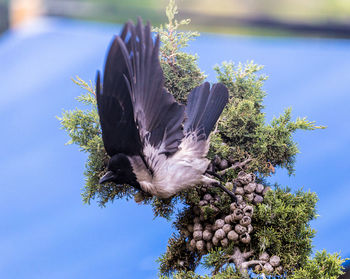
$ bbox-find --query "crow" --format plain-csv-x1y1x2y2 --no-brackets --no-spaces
96,18,236,200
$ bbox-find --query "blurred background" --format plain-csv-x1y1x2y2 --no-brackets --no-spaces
2,0,350,36
1,0,349,278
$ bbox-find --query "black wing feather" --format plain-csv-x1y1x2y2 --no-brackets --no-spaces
96,23,143,157
184,82,210,135
184,82,229,138
121,18,185,155
202,83,229,137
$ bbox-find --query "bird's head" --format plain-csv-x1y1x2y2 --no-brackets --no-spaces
99,154,139,187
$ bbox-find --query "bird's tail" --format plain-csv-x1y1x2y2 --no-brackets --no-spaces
184,82,229,139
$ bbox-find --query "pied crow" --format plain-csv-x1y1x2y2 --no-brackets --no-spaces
96,18,235,200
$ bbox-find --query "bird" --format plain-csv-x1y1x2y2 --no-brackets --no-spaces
96,18,236,201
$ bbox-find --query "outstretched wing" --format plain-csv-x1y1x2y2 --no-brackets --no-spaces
184,82,229,138
96,23,143,157
120,19,185,157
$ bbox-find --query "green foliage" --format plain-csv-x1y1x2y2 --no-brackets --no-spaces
151,197,178,220
254,187,318,273
153,0,205,104
202,247,231,275
160,251,348,279
214,61,325,175
205,266,242,279
160,270,202,279
158,234,201,276
58,77,100,150
290,250,347,279
160,266,242,279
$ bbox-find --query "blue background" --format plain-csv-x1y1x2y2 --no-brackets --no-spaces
0,17,349,278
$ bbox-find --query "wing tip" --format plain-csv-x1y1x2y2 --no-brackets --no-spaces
211,83,229,101
184,82,229,138
96,70,101,96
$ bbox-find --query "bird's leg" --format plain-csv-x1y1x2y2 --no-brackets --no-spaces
205,170,223,181
201,176,237,202
232,180,237,194
216,182,237,203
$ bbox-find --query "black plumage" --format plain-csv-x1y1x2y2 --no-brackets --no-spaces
184,82,229,139
96,18,235,200
96,23,142,156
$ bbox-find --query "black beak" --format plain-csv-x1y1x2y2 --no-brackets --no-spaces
99,171,116,184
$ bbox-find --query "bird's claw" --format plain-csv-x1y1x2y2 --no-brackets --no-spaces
205,170,224,181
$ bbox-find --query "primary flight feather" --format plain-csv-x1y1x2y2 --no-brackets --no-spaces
97,18,235,200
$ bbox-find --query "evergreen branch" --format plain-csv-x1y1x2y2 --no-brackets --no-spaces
217,156,252,175
72,75,96,97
